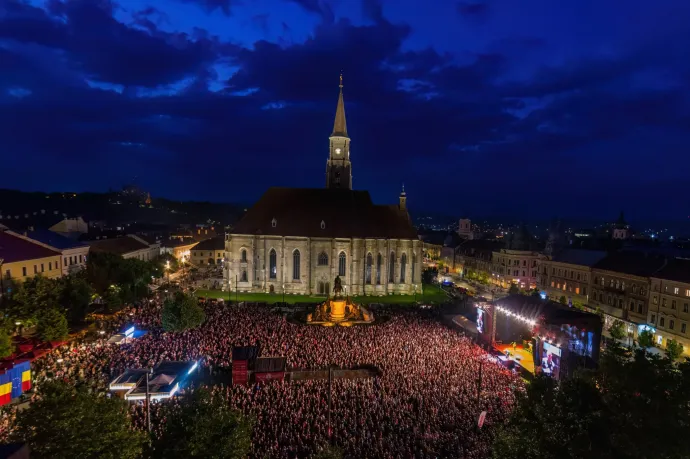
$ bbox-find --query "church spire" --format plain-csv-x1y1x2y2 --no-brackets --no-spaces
332,73,348,137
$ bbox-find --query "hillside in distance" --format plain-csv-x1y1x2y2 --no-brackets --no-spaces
0,188,245,228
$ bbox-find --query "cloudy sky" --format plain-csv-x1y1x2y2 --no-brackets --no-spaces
1,0,689,220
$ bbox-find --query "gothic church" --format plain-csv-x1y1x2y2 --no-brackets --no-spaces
225,77,420,296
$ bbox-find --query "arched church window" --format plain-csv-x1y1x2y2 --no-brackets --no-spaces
411,253,416,283
400,253,407,283
365,253,372,284
240,269,247,282
269,249,277,279
293,250,301,280
376,253,382,285
338,252,346,276
271,218,277,228
318,252,328,266
389,252,395,283
241,249,247,262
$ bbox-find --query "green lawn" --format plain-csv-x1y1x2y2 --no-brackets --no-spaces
195,283,447,305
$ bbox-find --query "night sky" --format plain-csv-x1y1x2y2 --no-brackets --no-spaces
2,0,690,220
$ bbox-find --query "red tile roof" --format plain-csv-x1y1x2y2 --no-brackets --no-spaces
231,187,417,239
87,236,150,255
0,231,61,263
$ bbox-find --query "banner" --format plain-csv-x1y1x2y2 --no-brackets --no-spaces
232,360,248,386
255,371,285,382
254,357,286,373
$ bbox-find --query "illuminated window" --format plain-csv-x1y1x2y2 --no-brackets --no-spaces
686,289,690,297
575,287,580,294
293,250,301,280
674,287,680,295
338,252,346,276
400,253,407,283
376,253,382,284
269,249,277,279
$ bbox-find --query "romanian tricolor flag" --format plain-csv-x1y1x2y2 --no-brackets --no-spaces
21,370,31,392
0,382,12,406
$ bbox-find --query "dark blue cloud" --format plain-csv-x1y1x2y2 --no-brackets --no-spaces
0,0,689,221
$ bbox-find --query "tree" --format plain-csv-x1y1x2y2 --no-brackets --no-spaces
637,329,655,349
161,292,206,332
0,326,13,359
508,283,519,295
493,343,690,459
59,273,94,324
558,295,567,305
11,381,146,459
608,319,627,341
12,275,61,322
152,388,252,459
36,308,68,342
665,338,684,361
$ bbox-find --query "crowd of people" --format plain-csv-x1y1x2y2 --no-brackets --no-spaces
16,297,524,458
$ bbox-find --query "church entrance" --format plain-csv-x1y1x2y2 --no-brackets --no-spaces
269,285,275,294
317,282,330,296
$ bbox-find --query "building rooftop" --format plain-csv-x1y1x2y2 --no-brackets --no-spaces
592,251,668,277
87,236,150,255
551,249,608,267
26,229,89,251
652,257,690,284
495,294,602,329
231,187,417,239
0,230,61,263
192,237,225,251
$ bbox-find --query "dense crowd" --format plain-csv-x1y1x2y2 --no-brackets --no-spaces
22,297,523,458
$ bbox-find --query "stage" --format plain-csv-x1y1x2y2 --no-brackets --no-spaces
495,343,535,374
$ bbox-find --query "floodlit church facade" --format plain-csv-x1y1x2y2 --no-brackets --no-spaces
225,77,421,296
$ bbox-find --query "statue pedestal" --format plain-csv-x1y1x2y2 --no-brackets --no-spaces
329,300,346,322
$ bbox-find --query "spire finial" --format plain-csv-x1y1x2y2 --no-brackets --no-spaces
401,183,406,195
339,72,343,89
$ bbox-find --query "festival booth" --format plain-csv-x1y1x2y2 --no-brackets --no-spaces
109,361,199,401
253,357,286,382
107,326,147,345
475,294,602,380
109,369,148,392
232,346,260,386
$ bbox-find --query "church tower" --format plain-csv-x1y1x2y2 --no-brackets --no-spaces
326,74,352,189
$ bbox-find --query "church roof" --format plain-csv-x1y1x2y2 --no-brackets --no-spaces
331,76,348,137
231,187,417,239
